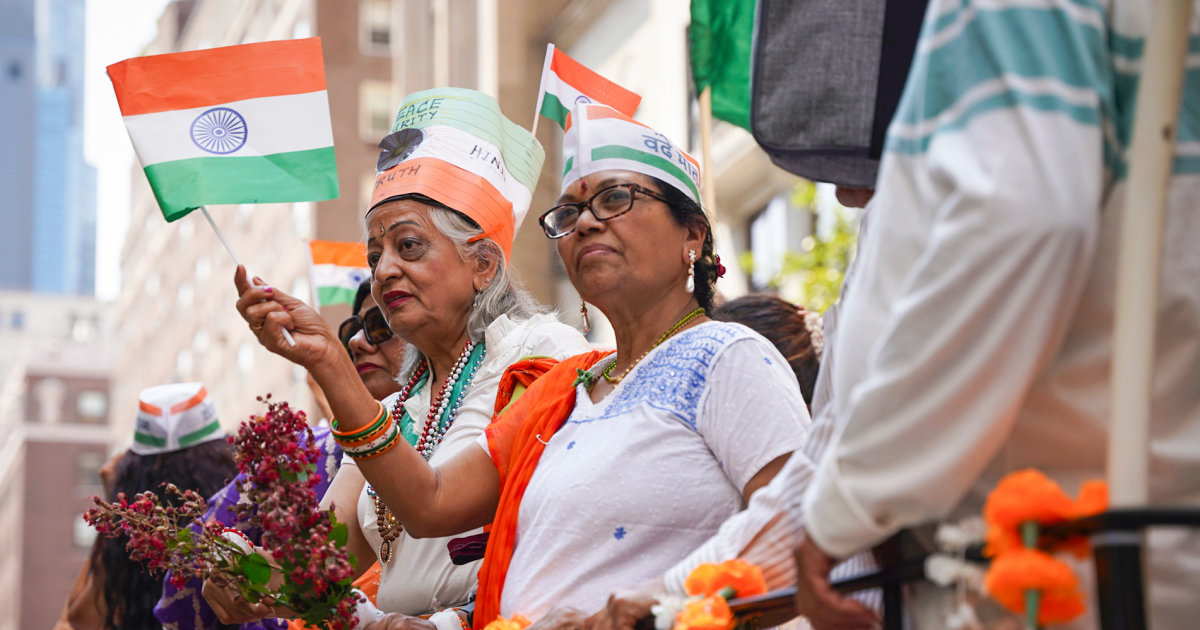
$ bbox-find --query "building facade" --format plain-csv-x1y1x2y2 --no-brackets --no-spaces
0,291,111,630
0,0,98,294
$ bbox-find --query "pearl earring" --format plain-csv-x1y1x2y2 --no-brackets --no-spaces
580,300,591,334
685,249,696,293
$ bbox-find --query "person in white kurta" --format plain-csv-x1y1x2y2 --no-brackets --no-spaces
490,321,809,619
341,313,590,616
770,0,1200,627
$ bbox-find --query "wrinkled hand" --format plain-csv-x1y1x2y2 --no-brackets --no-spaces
234,264,339,369
793,535,879,630
364,613,438,630
528,607,588,630
584,579,662,630
200,578,275,624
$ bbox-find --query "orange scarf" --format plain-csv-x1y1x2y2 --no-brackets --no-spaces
474,351,613,628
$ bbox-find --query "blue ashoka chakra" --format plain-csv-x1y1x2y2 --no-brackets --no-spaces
191,107,248,154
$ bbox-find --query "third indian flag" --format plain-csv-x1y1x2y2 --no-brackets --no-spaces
535,43,641,130
108,38,339,221
308,240,369,307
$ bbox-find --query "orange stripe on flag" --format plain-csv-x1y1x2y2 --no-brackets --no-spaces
550,48,641,117
108,38,327,117
139,400,162,415
309,240,367,267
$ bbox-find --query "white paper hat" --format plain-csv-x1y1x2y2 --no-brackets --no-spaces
131,382,224,455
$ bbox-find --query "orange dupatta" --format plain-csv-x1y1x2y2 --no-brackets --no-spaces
474,350,613,628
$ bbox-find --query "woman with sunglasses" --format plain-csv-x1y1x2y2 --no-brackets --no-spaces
251,101,813,628
223,89,590,629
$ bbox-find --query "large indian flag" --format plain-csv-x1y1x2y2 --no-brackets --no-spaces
535,43,641,130
108,38,339,222
308,240,369,307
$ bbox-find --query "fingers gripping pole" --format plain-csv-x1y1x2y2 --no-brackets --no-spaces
200,206,297,347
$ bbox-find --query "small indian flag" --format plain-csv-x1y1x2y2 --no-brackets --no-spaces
108,38,339,222
308,240,369,307
535,43,641,130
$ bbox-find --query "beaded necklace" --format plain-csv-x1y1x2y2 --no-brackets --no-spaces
368,340,486,564
601,307,706,385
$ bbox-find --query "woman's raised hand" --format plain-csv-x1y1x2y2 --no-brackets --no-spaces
234,265,339,369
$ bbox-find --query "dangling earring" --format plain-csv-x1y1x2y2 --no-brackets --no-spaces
685,249,697,293
579,299,591,334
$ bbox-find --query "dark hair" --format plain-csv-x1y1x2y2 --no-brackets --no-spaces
97,439,237,630
650,176,717,311
351,279,373,314
710,294,822,409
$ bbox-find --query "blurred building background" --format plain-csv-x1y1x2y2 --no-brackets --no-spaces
0,0,817,626
0,291,111,630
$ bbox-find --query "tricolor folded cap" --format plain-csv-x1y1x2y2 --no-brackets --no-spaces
561,103,702,206
132,383,224,455
368,87,546,264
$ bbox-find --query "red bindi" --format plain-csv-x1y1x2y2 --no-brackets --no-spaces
579,180,588,194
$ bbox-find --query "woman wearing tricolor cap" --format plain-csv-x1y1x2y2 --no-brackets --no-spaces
257,99,812,628
228,88,589,628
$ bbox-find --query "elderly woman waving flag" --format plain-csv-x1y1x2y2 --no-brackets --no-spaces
222,88,590,629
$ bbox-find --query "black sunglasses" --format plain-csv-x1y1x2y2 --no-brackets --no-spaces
538,183,670,239
338,306,393,352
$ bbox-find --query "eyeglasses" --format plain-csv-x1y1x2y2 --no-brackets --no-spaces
538,183,670,239
338,307,393,352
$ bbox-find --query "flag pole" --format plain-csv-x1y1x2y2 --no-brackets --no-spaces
698,86,718,221
1107,0,1193,506
531,43,555,137
200,205,297,347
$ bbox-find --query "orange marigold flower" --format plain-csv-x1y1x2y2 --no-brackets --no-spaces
1072,480,1108,518
676,595,735,630
983,548,1086,625
983,469,1075,532
684,559,768,599
481,615,531,630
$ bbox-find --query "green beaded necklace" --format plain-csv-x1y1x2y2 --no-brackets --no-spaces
601,307,706,385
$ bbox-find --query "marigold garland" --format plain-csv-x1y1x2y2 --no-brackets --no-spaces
684,559,768,599
675,595,735,630
981,469,1108,627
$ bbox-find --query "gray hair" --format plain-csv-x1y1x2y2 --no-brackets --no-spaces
394,203,547,378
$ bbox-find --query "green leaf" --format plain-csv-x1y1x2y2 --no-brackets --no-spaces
330,522,349,547
239,552,272,585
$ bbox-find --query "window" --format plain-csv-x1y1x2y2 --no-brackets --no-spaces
76,451,105,488
360,0,391,55
76,391,108,420
360,80,394,141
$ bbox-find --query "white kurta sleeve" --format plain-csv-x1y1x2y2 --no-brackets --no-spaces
804,0,1112,557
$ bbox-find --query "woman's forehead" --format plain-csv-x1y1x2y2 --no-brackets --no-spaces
561,170,655,200
366,199,433,242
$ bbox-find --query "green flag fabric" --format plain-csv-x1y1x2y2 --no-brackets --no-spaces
689,0,755,131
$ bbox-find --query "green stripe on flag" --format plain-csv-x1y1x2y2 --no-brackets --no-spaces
590,145,700,201
134,431,166,447
143,147,339,222
317,286,358,307
562,156,574,179
179,420,222,447
540,93,570,130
